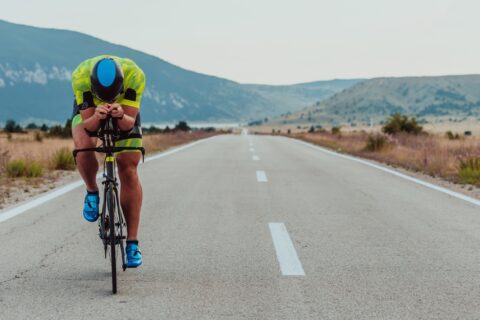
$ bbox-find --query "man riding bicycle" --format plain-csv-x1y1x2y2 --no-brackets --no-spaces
71,55,145,268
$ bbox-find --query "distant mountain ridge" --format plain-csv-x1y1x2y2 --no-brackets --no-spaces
0,20,360,124
276,75,480,125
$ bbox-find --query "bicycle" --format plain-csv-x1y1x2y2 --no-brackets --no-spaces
73,113,144,294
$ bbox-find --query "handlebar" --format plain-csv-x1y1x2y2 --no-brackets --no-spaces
73,146,145,157
72,113,145,163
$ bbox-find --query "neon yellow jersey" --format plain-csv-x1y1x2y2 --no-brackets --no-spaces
71,55,146,109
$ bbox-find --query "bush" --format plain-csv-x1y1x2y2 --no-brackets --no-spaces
382,113,423,135
4,119,24,133
174,121,190,132
34,131,43,142
6,159,43,177
331,126,341,135
0,150,10,173
365,134,388,152
48,120,72,138
51,148,75,170
308,126,315,133
6,159,26,177
445,131,460,140
459,157,480,185
26,161,43,177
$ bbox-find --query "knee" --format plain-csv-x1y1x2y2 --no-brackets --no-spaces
118,166,139,185
117,159,139,182
73,126,96,148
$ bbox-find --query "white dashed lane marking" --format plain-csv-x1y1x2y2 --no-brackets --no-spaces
269,223,305,276
256,170,268,182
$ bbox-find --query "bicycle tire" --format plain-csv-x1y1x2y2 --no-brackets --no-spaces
106,162,117,294
114,187,127,271
107,186,117,294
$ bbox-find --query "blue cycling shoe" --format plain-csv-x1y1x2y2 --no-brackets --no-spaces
83,191,100,222
126,242,143,268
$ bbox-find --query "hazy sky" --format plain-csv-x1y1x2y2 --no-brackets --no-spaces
1,0,479,84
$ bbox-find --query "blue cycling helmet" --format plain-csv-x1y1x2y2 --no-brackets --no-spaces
90,57,124,103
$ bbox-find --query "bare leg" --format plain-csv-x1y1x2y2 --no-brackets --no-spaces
116,152,142,240
72,124,98,192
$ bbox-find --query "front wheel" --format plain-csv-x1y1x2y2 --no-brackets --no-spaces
106,186,117,294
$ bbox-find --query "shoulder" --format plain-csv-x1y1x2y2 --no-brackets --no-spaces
71,56,104,89
118,57,146,89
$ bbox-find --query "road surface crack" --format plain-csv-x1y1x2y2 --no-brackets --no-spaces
0,224,89,287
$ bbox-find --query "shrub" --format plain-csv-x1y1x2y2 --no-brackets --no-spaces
6,159,27,177
308,126,315,133
4,119,24,133
382,113,423,135
445,131,460,140
365,134,388,152
51,148,76,170
174,121,190,132
331,126,341,135
34,131,43,142
459,157,480,185
0,150,10,173
25,161,43,177
48,120,72,138
6,159,43,177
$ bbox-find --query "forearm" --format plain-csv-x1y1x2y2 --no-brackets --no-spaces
117,114,136,131
82,114,102,131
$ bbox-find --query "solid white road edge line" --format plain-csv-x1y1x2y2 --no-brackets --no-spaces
0,136,217,224
253,155,260,161
256,170,268,182
291,138,480,207
269,223,305,276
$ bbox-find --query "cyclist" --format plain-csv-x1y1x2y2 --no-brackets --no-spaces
71,55,145,268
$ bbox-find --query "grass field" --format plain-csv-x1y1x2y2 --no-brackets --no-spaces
285,129,480,186
0,130,220,208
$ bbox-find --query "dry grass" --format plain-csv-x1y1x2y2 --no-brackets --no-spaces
293,130,480,185
143,131,219,153
0,130,221,207
0,132,73,164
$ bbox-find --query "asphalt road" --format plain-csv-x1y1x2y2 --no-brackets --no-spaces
2,134,480,319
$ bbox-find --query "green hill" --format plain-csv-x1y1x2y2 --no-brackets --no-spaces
276,75,480,126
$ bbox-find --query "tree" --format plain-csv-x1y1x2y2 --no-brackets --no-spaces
174,121,191,132
4,119,23,133
26,123,38,129
382,113,423,135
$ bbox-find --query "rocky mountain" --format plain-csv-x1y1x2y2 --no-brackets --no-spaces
0,19,359,124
